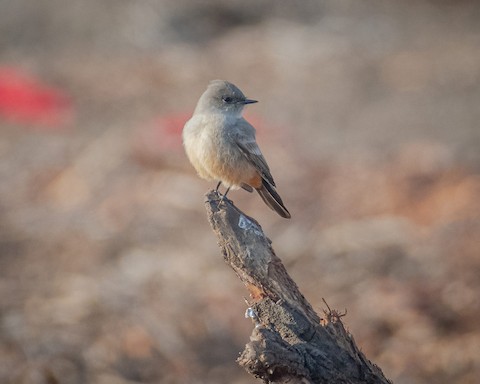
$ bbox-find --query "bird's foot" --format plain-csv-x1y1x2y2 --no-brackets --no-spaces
218,193,232,205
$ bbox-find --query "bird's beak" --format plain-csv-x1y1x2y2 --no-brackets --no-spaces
243,98,258,104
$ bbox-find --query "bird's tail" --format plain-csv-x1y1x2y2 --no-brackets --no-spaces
256,181,291,219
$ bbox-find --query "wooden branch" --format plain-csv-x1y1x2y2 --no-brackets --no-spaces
205,191,392,384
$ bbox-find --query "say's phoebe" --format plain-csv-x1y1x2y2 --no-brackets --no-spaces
183,80,291,219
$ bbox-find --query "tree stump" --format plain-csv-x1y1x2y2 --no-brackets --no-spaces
205,191,392,384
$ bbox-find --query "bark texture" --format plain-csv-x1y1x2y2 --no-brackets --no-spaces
205,191,392,384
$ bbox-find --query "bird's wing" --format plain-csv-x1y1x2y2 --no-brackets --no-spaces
234,122,276,186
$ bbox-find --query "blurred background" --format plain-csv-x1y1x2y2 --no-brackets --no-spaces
0,1,479,383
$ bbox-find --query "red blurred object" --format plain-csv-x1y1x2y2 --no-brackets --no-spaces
133,112,190,168
148,113,189,152
0,67,73,129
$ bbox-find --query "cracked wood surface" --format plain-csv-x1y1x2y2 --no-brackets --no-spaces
205,190,392,384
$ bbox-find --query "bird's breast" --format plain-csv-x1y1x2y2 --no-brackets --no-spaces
183,113,256,187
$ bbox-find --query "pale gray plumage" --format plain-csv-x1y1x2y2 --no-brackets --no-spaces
183,80,290,218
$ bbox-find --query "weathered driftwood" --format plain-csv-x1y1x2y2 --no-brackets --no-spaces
205,191,392,384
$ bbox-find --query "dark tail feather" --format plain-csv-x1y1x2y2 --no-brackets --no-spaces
241,183,253,193
256,181,291,219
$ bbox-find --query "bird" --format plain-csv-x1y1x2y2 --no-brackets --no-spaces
182,80,291,218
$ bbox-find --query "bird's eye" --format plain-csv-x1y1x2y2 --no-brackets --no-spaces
222,96,233,103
